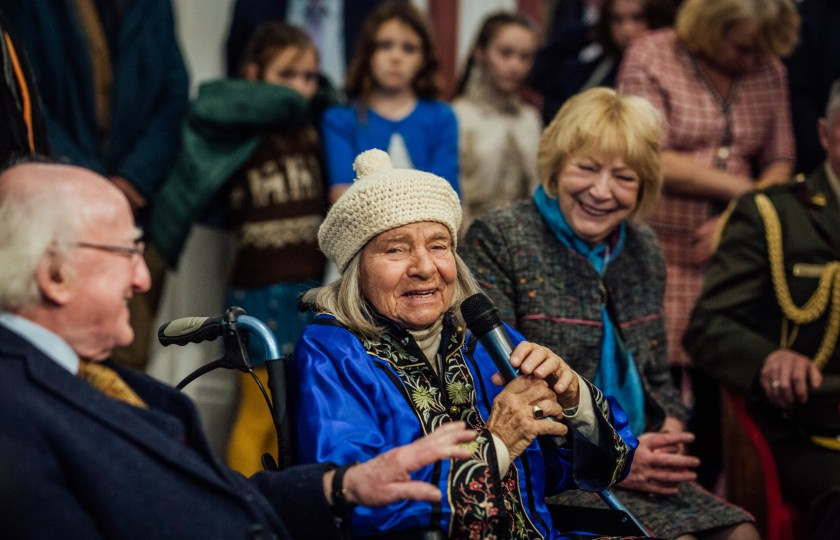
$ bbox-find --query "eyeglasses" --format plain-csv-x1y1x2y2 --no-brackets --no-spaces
72,240,145,261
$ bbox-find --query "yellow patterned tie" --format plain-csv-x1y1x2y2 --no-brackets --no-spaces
78,360,148,409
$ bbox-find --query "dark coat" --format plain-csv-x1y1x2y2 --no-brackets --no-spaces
0,0,188,199
685,167,840,396
785,0,840,175
0,325,342,540
0,10,49,163
224,0,392,78
684,166,840,515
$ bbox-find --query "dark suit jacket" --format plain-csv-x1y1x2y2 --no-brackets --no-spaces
0,325,342,539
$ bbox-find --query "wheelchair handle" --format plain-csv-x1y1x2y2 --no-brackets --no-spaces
158,316,223,347
158,306,253,348
237,315,282,362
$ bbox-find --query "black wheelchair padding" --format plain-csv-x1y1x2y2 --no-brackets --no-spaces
264,355,295,469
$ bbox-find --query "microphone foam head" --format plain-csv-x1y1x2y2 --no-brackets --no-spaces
460,293,502,336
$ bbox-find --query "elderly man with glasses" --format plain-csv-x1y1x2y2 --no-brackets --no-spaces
0,159,477,539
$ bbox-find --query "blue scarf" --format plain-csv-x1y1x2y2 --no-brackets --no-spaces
534,185,646,436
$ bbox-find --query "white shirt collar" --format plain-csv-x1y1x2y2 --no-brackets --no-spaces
0,311,80,374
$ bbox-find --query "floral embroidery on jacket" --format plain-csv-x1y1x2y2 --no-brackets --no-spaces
355,317,542,539
587,380,632,485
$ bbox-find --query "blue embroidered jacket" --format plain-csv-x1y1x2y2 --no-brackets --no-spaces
291,314,637,538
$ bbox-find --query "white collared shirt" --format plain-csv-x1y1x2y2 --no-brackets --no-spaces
0,311,79,374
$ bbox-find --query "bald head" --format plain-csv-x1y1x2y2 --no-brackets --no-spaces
0,161,151,360
0,162,132,312
0,162,129,217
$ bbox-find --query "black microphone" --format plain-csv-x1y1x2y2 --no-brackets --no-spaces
460,293,519,382
460,292,568,445
460,295,652,535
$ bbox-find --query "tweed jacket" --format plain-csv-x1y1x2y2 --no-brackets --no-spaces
0,324,342,540
461,200,688,427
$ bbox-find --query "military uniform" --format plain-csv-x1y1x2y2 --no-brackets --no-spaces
684,165,840,533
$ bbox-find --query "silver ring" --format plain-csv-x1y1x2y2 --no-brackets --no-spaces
771,379,781,389
532,404,544,419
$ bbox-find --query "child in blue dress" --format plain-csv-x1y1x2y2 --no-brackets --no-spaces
321,0,459,204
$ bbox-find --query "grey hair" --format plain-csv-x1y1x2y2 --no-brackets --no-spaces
301,251,480,338
0,172,81,311
826,79,840,125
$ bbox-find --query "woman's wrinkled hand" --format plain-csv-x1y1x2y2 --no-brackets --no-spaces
491,341,580,410
617,431,699,495
486,375,569,460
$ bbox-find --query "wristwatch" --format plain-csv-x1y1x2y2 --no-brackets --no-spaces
329,462,359,519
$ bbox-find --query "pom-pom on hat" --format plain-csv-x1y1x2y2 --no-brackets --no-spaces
318,149,462,271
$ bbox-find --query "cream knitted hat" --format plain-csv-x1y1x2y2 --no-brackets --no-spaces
319,149,462,271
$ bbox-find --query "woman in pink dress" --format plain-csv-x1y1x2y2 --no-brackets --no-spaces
618,0,799,368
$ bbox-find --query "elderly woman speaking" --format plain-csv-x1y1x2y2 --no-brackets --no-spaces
290,149,636,539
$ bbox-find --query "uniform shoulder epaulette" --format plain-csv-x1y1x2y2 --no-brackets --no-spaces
758,175,805,195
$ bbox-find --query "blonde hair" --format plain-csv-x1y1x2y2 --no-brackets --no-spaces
301,250,479,338
675,0,799,59
537,87,663,220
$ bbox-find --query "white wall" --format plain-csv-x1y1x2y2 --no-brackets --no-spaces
172,0,237,94
456,0,517,74
149,0,239,457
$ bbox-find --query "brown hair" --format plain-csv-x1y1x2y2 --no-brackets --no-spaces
596,0,676,58
454,11,537,97
239,21,317,78
344,0,442,102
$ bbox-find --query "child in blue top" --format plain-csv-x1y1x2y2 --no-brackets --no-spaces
321,0,460,203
